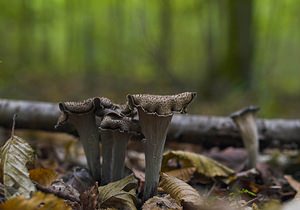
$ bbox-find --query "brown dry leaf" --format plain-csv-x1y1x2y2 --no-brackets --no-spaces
80,183,99,210
0,134,36,198
159,173,205,210
0,191,71,210
98,174,138,210
29,168,58,187
284,175,300,200
162,151,235,179
165,167,196,182
142,194,182,210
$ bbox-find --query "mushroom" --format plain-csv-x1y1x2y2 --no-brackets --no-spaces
56,98,102,182
99,114,141,184
127,92,196,201
230,106,260,169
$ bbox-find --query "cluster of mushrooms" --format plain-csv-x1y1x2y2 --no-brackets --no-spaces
55,92,197,201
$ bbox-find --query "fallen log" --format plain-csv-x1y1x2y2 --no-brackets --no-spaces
0,99,300,148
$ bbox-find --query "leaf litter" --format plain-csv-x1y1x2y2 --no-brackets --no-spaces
0,117,299,209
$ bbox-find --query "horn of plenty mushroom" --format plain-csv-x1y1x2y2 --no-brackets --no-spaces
230,106,260,169
127,92,196,201
56,98,102,182
99,113,141,184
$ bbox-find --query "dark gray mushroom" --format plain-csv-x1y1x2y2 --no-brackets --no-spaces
127,92,196,201
230,106,260,169
56,98,102,182
99,114,141,184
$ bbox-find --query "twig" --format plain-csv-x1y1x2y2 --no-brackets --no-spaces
35,182,80,203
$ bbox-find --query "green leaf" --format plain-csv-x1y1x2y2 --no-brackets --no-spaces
162,151,235,179
0,134,36,198
98,174,138,210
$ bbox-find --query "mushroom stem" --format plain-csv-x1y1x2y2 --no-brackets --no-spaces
138,108,173,201
70,114,101,182
100,130,113,185
57,98,103,182
230,106,259,169
111,132,129,181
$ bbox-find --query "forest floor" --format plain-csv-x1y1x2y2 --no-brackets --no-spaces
0,130,299,210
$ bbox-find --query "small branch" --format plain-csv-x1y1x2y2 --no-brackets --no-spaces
11,114,17,137
0,99,300,148
35,182,80,203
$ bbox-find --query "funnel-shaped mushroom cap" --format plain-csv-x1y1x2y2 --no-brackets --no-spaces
117,102,137,118
100,114,141,135
56,97,102,127
56,97,102,182
98,97,114,108
127,92,196,116
230,106,259,120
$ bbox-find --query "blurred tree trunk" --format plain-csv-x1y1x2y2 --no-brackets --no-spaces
202,0,254,97
18,0,33,71
65,1,75,71
157,0,172,76
223,0,254,90
82,2,98,94
153,0,183,89
41,1,51,71
201,0,220,98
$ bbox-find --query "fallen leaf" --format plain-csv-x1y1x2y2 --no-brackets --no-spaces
0,191,71,210
98,174,138,210
142,194,182,210
284,175,300,200
29,168,58,187
162,151,235,179
80,183,99,210
159,173,205,209
0,134,36,198
165,167,196,182
206,147,247,172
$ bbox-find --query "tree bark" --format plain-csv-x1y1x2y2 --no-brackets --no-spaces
0,99,300,148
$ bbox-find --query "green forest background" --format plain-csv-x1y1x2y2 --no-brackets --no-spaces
0,0,299,117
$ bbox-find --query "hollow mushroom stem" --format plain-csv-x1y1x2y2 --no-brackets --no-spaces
100,130,129,184
74,116,101,181
100,130,113,185
57,98,102,182
99,114,141,184
230,106,260,169
138,108,173,200
111,132,129,181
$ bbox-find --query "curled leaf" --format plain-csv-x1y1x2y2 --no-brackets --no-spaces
159,173,204,209
284,175,300,200
98,174,138,210
0,134,36,198
29,168,58,187
165,167,196,182
0,191,71,210
162,151,234,179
